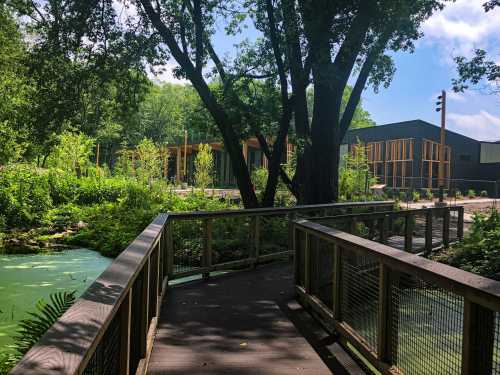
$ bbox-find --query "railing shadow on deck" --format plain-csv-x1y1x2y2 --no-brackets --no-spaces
9,201,393,375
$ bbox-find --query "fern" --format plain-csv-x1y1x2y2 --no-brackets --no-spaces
12,291,76,357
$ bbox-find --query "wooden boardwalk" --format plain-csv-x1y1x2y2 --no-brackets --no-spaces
147,263,334,375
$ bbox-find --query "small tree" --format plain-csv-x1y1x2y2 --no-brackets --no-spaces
50,132,94,177
339,142,376,200
136,138,161,185
194,143,214,191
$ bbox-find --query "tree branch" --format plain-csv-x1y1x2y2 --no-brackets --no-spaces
339,34,390,137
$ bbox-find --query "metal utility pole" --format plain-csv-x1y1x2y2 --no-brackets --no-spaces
436,90,447,205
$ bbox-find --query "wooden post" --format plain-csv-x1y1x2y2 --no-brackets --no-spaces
154,244,161,316
443,208,450,247
242,141,248,162
166,221,174,278
183,130,188,181
461,300,494,375
118,290,132,375
379,215,388,244
425,209,433,255
251,216,261,265
202,219,212,280
377,264,398,365
404,213,414,252
96,143,100,168
304,233,311,293
457,206,464,240
176,147,182,184
139,259,150,358
332,244,342,319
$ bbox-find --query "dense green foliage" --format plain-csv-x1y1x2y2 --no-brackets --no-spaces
435,209,500,280
0,162,236,256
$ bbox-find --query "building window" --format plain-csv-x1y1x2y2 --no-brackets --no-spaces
459,154,471,162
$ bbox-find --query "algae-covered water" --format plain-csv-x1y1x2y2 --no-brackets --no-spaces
0,249,112,352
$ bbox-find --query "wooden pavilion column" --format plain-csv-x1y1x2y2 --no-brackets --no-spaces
176,147,182,184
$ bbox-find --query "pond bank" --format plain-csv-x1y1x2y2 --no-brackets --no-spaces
0,249,112,352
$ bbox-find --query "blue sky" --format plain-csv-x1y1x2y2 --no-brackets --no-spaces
155,0,500,141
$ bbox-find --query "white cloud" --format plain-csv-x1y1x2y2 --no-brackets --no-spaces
448,110,500,141
447,91,467,102
421,0,500,62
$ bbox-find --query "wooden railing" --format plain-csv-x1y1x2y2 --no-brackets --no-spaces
10,201,393,375
313,205,464,254
294,213,500,375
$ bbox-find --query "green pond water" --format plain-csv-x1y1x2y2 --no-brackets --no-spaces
0,249,112,352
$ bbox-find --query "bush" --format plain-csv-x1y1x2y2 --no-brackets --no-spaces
424,188,434,201
252,167,268,192
456,190,463,199
434,209,500,280
0,164,52,228
467,189,476,199
481,190,488,197
412,191,420,202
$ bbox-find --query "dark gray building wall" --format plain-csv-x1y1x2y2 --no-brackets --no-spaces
342,120,499,182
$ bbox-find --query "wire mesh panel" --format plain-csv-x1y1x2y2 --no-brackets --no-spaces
211,216,251,265
340,251,379,351
259,214,289,255
83,310,121,375
295,229,306,288
449,209,459,243
392,273,463,375
309,238,334,308
172,219,203,274
494,313,500,374
432,210,445,248
410,212,428,252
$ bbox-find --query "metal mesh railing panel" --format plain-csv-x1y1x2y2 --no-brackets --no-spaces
259,214,289,255
212,216,251,264
310,238,334,308
296,229,306,288
172,219,203,274
340,251,379,351
493,313,500,374
432,211,445,248
392,273,463,375
449,210,459,243
83,310,121,375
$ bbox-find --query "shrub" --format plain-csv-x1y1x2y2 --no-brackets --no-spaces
412,191,420,202
339,141,376,200
0,164,52,228
136,138,161,184
481,190,488,197
467,189,476,199
424,188,434,201
252,167,268,192
194,143,214,190
48,132,94,177
456,190,463,199
434,209,500,280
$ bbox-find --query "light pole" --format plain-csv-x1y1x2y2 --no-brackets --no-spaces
436,90,447,205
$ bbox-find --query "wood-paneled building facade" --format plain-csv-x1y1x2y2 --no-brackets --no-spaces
342,120,500,190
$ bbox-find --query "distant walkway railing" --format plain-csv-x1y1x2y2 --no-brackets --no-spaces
10,201,392,375
314,205,464,254
294,217,500,375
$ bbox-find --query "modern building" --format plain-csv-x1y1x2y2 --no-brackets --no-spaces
342,119,500,193
165,119,500,193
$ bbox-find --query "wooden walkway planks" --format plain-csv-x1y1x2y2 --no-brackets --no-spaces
147,263,333,375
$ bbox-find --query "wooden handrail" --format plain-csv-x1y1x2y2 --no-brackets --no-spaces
10,201,393,375
294,216,500,375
